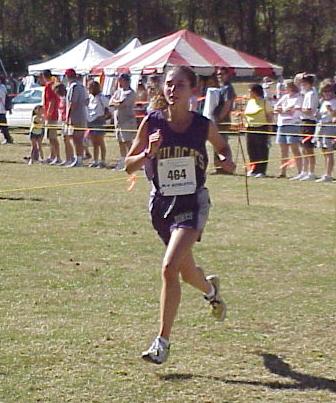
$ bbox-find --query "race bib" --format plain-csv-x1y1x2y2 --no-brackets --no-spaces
158,156,196,196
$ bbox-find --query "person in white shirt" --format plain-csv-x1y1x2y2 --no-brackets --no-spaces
314,80,336,182
87,81,109,168
274,80,303,179
109,73,136,171
299,74,319,181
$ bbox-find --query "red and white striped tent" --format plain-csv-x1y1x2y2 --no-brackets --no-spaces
91,29,282,77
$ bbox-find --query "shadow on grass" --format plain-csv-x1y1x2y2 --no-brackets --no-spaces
0,196,43,202
158,353,336,393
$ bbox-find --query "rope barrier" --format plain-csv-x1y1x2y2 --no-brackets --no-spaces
1,122,336,140
0,175,131,194
0,149,334,196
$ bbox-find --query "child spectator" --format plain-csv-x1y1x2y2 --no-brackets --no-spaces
314,80,336,182
299,74,319,181
87,81,108,168
28,106,44,165
274,80,303,179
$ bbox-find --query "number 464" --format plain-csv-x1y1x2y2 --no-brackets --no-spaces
168,169,186,180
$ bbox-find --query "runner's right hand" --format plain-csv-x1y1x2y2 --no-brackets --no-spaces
147,130,162,157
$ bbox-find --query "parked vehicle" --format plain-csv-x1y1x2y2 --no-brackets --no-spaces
6,87,43,128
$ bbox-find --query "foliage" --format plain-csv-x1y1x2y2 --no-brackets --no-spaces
0,0,335,76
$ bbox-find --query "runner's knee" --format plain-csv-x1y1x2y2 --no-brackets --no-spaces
162,260,180,282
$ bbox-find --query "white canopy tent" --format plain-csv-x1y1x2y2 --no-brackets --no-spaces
28,39,114,75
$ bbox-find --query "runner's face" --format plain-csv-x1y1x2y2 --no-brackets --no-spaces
164,71,192,107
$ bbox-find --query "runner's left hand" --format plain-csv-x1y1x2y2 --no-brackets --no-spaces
221,159,236,174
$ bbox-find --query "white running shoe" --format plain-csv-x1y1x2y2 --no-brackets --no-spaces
247,170,257,177
300,173,316,181
142,337,170,364
49,157,62,165
289,172,306,181
113,159,125,171
204,275,227,322
67,158,83,168
316,175,333,183
255,173,265,178
96,161,107,169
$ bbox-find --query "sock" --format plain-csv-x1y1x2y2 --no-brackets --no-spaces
77,156,83,163
206,283,216,300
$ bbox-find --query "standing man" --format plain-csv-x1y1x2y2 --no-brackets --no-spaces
212,67,236,174
41,70,61,164
110,73,136,171
0,75,14,144
65,69,88,168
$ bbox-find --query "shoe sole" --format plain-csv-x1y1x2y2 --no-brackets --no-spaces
141,353,166,365
206,275,227,322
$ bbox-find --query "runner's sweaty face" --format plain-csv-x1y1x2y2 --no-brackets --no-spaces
164,70,193,108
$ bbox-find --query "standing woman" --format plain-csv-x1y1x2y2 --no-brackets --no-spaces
274,80,303,179
243,84,273,177
87,81,108,168
314,80,336,182
125,66,235,364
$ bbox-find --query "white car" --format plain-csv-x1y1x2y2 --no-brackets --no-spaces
6,86,44,128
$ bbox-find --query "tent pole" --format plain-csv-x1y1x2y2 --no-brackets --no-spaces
0,58,7,76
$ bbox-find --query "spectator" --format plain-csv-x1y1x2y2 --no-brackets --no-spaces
136,79,148,103
299,74,319,181
7,73,19,94
212,67,236,174
146,75,165,114
274,79,303,179
0,74,14,144
54,83,75,166
276,76,285,99
243,84,273,177
262,76,274,100
65,68,88,168
41,69,61,164
109,73,136,171
28,105,44,165
87,81,108,168
314,80,336,182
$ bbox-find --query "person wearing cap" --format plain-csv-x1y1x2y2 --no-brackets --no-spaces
41,69,61,164
109,73,136,171
65,68,88,168
212,67,236,174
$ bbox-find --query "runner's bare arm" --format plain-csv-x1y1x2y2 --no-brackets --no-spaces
125,116,162,174
207,121,236,173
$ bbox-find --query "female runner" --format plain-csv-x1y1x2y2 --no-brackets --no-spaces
125,66,235,364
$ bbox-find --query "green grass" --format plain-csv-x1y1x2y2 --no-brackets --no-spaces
0,132,335,402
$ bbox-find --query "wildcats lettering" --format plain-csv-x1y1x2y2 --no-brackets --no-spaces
158,146,205,170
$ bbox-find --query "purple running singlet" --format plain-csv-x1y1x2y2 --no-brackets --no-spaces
145,110,211,245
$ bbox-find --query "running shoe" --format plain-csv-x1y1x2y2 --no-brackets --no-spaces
142,337,170,364
49,157,62,165
300,173,316,181
204,275,227,322
89,161,99,168
316,175,333,183
96,161,107,169
289,172,306,181
67,158,83,168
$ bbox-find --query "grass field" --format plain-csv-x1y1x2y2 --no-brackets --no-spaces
0,132,335,402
